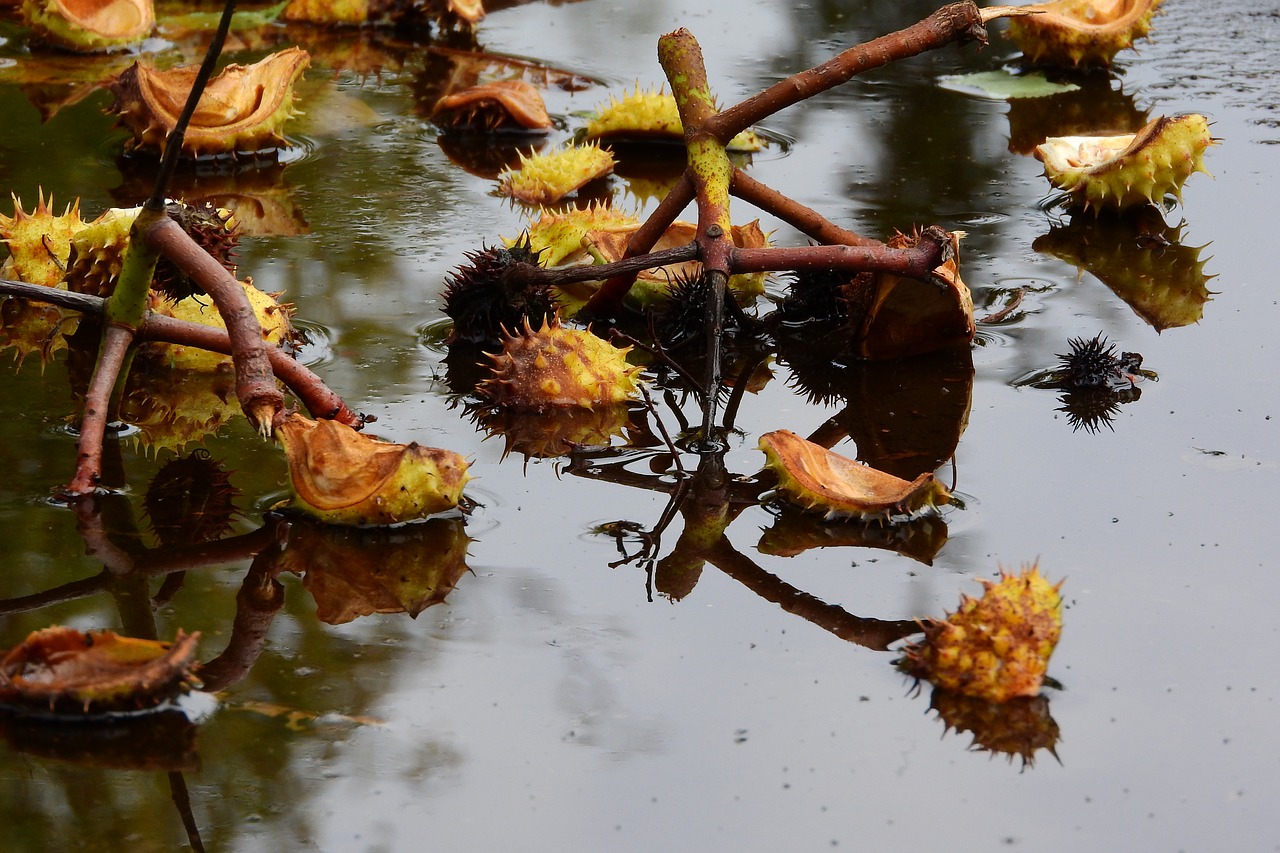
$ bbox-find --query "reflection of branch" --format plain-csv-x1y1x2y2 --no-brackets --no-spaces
198,543,288,693
706,539,921,651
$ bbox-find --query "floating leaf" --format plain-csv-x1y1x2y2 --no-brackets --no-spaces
477,315,643,411
109,47,310,157
1035,114,1216,212
938,70,1079,100
0,627,200,715
758,430,951,522
160,0,288,35
898,565,1064,703
1006,0,1164,68
276,414,470,526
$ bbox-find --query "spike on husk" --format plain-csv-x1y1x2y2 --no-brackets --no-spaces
898,565,1064,703
758,429,951,522
583,85,765,152
477,314,643,411
496,143,616,205
109,47,310,157
20,0,154,53
1034,114,1216,212
0,190,85,287
276,413,470,527
1006,0,1164,68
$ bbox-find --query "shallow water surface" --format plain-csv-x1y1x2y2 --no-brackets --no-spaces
1,1,1277,851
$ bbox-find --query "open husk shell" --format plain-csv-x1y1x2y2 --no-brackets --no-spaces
758,429,951,521
110,47,310,157
277,413,470,526
20,0,154,52
1006,0,1164,68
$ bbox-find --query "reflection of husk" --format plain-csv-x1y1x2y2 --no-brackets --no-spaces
0,707,199,771
437,132,548,180
144,450,241,546
757,506,948,566
21,0,154,52
111,165,311,237
898,566,1063,703
759,430,951,522
0,627,201,715
1005,77,1149,155
279,516,471,624
1033,210,1213,331
472,402,632,459
928,687,1060,768
109,48,310,157
0,297,75,366
276,414,471,526
1006,0,1163,68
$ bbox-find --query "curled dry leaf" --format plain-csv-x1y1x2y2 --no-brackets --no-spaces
430,80,552,132
110,47,310,157
276,413,470,526
759,429,951,522
477,314,643,411
496,143,615,205
898,565,1064,703
20,0,154,52
1006,0,1163,68
280,516,471,625
1034,114,1216,212
0,627,200,715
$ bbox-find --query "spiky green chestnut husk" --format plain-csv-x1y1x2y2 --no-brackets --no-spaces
496,143,616,205
477,315,643,411
0,191,84,287
64,205,139,298
20,0,154,53
148,279,296,373
1035,114,1216,212
898,565,1064,703
584,86,764,153
1007,0,1163,68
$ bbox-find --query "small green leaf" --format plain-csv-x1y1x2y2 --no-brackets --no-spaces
938,70,1080,100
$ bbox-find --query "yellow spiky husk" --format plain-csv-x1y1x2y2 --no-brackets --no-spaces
496,143,616,205
899,565,1064,703
1007,0,1163,68
583,86,764,153
64,205,139,297
511,204,640,268
1035,114,1216,212
145,279,296,373
477,315,643,411
0,191,85,287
